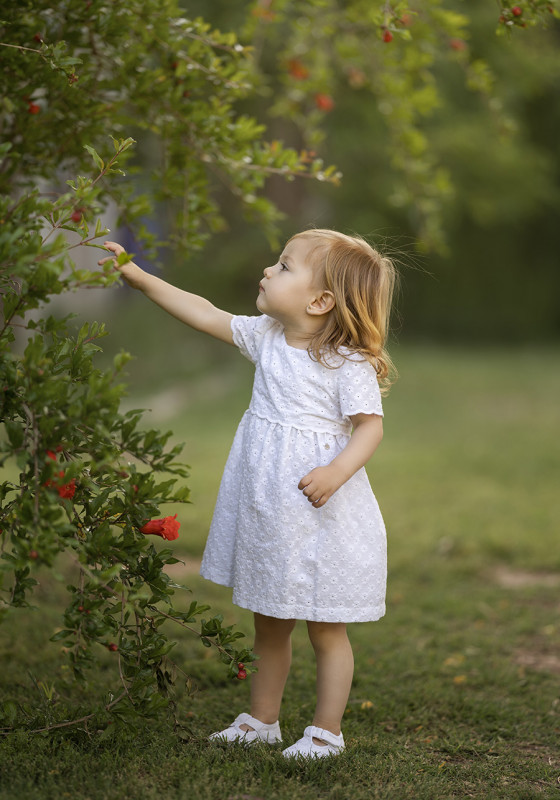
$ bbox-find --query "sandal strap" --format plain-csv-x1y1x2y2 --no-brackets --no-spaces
233,712,277,732
305,725,344,747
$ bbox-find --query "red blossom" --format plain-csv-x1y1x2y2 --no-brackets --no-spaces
57,477,76,499
382,29,393,43
44,451,76,499
314,93,335,112
450,38,467,51
288,59,309,80
140,514,180,541
45,471,76,498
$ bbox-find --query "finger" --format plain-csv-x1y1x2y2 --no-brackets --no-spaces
97,256,116,266
102,242,125,258
298,477,311,490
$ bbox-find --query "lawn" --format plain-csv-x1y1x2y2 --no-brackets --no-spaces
1,344,559,799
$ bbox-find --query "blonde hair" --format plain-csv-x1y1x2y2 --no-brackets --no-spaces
289,229,397,392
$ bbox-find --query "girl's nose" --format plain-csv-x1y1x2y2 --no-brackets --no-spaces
263,266,273,278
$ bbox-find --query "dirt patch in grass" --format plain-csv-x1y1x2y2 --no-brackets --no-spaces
513,649,560,675
492,566,560,589
516,741,560,767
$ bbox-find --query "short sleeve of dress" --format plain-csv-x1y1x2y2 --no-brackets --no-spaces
230,314,276,364
338,355,384,419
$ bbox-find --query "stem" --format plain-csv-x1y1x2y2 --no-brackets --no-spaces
117,591,135,704
22,403,40,529
0,42,41,55
0,690,128,736
66,233,109,251
41,143,128,247
151,607,236,664
0,294,25,340
73,559,86,659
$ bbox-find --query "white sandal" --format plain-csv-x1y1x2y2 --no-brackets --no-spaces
209,712,282,745
282,725,345,759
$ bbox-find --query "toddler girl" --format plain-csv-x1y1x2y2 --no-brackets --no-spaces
99,229,396,759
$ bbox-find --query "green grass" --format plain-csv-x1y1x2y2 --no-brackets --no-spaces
1,344,560,799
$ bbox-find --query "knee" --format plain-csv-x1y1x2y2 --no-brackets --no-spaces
254,613,296,641
307,621,348,652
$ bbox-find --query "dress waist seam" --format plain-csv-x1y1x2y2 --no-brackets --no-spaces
245,407,351,436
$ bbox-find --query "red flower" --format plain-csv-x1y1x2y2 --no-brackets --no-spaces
512,6,522,16
450,38,466,51
45,450,76,499
28,102,41,115
45,471,76,498
314,93,335,112
382,29,393,43
57,477,76,499
288,59,309,80
140,514,180,541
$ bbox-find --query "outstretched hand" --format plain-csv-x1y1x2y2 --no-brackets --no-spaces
97,241,145,289
298,465,345,509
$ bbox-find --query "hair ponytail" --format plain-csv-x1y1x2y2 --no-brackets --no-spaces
289,230,397,392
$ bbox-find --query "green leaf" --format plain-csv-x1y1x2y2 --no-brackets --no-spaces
50,629,75,642
84,145,104,172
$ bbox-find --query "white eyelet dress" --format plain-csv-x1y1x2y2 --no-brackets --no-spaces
200,314,387,623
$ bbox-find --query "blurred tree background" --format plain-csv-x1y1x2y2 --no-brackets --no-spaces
184,0,560,340
101,0,560,399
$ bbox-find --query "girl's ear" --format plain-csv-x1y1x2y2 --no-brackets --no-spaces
307,290,335,316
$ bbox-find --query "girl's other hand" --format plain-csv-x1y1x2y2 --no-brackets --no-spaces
298,465,344,509
97,241,145,289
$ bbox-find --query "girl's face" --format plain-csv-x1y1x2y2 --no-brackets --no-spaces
256,237,321,324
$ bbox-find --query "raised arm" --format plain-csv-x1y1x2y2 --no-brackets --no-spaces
98,241,234,345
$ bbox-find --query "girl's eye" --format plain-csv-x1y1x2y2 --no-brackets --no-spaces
280,262,288,271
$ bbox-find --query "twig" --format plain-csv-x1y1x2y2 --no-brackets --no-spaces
21,403,40,528
151,607,236,663
0,42,42,55
117,591,134,705
0,690,128,736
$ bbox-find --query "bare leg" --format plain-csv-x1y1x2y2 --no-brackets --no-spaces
239,613,296,730
307,621,354,744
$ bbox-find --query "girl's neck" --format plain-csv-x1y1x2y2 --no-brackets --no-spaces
280,317,326,350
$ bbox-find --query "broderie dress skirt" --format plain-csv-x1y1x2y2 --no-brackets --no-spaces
200,314,387,623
